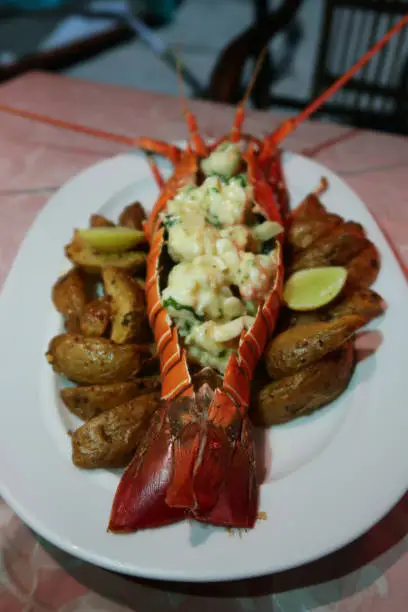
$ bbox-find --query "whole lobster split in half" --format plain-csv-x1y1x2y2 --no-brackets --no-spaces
108,109,287,531
2,15,406,533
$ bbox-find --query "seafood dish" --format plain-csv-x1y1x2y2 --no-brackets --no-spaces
45,168,384,531
1,16,403,535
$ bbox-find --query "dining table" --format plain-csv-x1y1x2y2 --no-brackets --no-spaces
0,71,407,612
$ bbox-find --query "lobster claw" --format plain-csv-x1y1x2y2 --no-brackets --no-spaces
108,402,185,532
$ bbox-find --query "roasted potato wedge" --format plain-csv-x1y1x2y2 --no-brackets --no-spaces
102,267,147,344
65,240,146,275
71,392,160,468
265,314,366,379
346,242,380,288
61,377,161,420
79,296,111,337
252,342,355,426
52,268,88,319
46,334,143,384
288,214,342,251
280,308,322,330
326,287,385,322
290,193,327,221
291,222,369,271
90,214,115,228
119,201,146,230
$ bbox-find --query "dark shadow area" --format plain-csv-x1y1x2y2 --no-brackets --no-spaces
31,492,406,608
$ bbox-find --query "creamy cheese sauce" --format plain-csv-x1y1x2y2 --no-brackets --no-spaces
160,142,283,372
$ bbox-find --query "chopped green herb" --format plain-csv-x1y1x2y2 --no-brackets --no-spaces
206,214,222,228
234,173,248,188
163,297,205,322
163,214,179,229
178,320,193,336
244,301,257,315
210,187,219,193
218,349,227,358
208,171,227,183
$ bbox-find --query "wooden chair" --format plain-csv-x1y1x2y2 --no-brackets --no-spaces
207,0,408,135
205,0,304,107
310,0,408,133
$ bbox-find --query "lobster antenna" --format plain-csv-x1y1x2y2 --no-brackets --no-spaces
175,49,207,155
0,105,141,147
269,14,408,146
243,45,269,107
231,45,268,142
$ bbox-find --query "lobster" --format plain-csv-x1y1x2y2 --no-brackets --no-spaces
1,15,406,532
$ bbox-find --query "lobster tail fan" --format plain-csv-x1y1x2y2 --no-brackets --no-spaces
108,406,184,531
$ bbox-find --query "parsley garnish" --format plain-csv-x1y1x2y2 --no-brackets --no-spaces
234,173,248,187
244,301,257,315
206,214,222,228
163,298,205,322
163,214,179,229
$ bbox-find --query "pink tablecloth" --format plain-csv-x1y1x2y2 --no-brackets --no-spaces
0,72,407,612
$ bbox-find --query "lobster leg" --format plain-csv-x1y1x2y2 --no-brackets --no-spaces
175,57,208,156
184,110,208,157
136,137,181,165
230,47,268,143
146,153,165,189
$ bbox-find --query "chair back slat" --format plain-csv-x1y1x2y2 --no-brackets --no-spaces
312,1,408,126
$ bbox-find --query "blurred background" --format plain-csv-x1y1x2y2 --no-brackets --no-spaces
0,0,407,134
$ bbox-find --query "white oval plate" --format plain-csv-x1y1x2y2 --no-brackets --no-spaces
0,149,407,583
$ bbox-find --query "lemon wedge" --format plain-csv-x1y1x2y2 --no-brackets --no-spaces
76,227,145,253
284,266,347,311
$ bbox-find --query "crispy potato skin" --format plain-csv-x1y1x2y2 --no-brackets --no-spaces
61,377,161,420
118,202,146,231
71,392,160,468
265,314,366,378
284,288,384,329
280,309,322,330
326,287,384,321
346,242,380,288
290,193,326,221
46,334,142,384
102,267,147,344
52,268,88,320
252,343,355,426
288,213,342,251
79,296,112,337
291,222,369,271
90,214,115,228
65,240,146,275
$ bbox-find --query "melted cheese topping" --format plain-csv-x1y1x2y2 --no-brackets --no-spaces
161,142,283,372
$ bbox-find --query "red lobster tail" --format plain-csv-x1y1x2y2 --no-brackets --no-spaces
189,388,242,514
195,417,258,529
110,214,194,531
108,406,185,531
